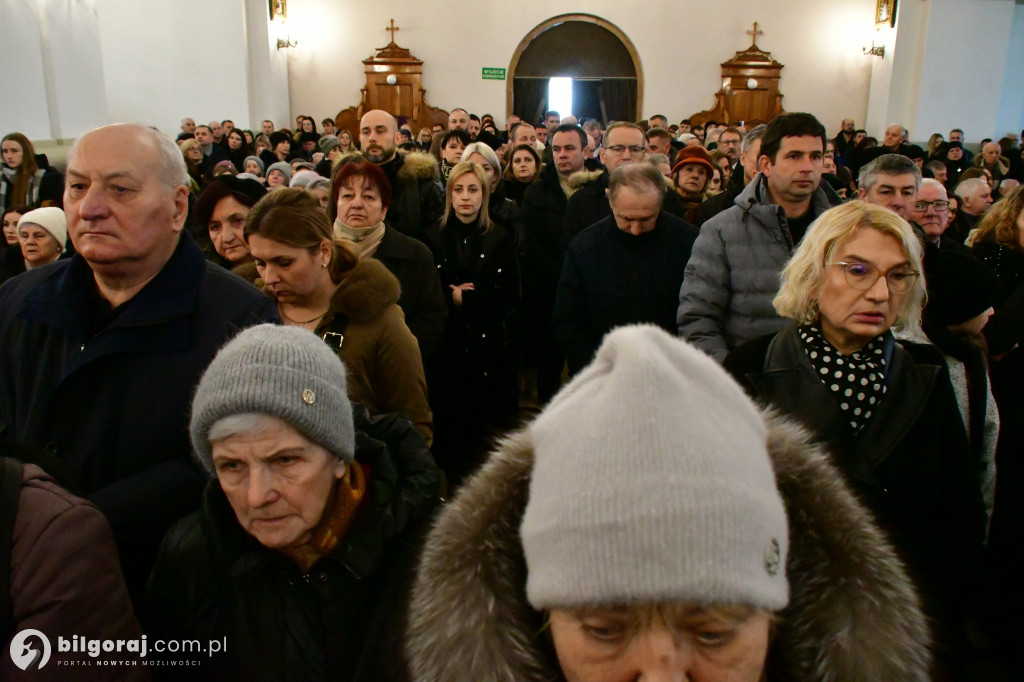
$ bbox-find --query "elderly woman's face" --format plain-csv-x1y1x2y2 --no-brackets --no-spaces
337,176,387,227
816,226,912,354
212,417,345,549
549,604,770,682
18,224,62,266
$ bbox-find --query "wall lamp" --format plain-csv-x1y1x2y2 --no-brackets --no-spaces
863,42,885,58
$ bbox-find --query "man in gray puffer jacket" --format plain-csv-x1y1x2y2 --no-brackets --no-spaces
678,113,839,362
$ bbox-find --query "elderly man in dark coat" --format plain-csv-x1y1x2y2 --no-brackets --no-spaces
0,124,278,603
553,164,698,375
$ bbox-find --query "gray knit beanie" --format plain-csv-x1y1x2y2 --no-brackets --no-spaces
243,155,265,174
266,161,292,184
521,325,789,611
190,324,355,473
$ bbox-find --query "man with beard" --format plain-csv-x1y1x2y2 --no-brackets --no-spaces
833,118,856,159
358,109,444,245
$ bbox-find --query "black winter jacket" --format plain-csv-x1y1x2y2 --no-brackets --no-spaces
0,232,278,600
146,407,440,681
552,213,698,375
725,325,987,641
375,227,447,358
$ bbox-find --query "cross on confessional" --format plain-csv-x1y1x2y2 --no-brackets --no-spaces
747,22,763,47
385,19,399,44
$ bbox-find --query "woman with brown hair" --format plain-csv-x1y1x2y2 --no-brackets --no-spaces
501,142,540,205
243,188,432,445
1,132,64,217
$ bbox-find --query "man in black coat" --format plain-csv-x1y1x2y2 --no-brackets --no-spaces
520,124,594,403
358,110,444,247
0,124,278,604
553,164,698,375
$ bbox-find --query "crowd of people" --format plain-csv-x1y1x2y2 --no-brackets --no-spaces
1,104,1023,680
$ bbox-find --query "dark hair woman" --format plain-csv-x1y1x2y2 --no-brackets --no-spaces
243,188,432,445
725,201,988,679
501,143,540,205
0,204,36,284
437,129,471,185
429,160,519,487
1,132,64,217
224,128,250,173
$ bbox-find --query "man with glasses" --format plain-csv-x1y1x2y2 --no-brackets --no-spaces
858,154,921,220
717,127,743,170
562,122,648,238
908,179,966,253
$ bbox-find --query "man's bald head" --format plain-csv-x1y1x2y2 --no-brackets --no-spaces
359,110,398,164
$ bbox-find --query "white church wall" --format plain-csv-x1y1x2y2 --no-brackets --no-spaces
875,0,1017,145
96,0,252,135
995,1,1024,139
284,0,877,134
0,0,107,142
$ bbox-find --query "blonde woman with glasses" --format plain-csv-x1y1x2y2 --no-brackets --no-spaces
724,200,987,679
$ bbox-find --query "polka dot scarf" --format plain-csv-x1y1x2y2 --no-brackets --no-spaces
798,325,887,432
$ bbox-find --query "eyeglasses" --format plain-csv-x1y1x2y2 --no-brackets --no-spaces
913,200,950,212
830,262,919,294
604,145,645,154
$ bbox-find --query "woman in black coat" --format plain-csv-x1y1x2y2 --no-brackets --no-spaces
429,160,519,487
967,185,1024,659
724,201,987,679
146,325,439,681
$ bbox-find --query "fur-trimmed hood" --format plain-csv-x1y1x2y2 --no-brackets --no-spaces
566,168,605,192
406,411,932,681
396,150,441,184
330,258,401,323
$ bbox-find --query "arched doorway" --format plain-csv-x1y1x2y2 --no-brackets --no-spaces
507,14,643,125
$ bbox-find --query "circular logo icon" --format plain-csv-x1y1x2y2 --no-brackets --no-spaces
764,538,782,576
10,629,51,671
302,389,316,405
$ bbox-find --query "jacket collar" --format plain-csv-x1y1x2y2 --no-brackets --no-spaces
18,232,206,345
750,323,938,486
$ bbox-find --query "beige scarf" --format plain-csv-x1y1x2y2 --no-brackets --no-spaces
333,219,386,260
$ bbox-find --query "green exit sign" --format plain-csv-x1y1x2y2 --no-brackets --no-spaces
482,68,506,80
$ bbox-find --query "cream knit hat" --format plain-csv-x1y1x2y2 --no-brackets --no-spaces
521,325,789,611
18,207,67,253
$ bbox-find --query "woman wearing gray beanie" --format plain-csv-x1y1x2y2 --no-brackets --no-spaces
406,325,931,680
146,323,439,680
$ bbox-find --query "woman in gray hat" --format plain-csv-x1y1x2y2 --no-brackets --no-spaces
146,323,439,681
406,325,931,680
